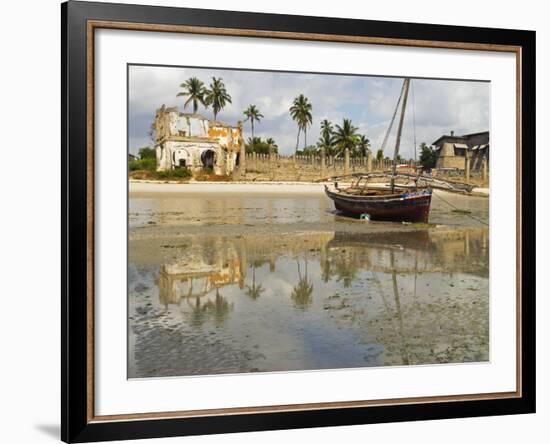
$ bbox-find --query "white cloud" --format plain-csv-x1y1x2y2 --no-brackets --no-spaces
129,65,490,157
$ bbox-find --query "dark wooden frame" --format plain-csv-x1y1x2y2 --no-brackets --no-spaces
62,1,536,442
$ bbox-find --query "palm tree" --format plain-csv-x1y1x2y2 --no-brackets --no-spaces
177,77,207,136
204,77,232,121
356,134,371,157
266,137,278,157
332,118,359,158
245,136,262,154
317,119,334,155
243,105,264,145
177,77,207,114
289,94,313,153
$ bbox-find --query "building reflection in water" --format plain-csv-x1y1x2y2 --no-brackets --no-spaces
147,227,488,367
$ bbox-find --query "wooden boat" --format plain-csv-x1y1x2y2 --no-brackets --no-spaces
325,184,432,223
325,77,433,223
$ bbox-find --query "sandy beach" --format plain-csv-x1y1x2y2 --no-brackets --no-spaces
130,180,328,195
129,180,489,196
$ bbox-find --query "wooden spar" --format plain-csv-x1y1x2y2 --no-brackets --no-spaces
323,172,475,193
390,78,410,192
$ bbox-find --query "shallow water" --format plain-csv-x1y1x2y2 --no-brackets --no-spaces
128,191,489,378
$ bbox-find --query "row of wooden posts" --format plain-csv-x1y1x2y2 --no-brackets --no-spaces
463,155,489,183
237,145,488,183
240,147,406,178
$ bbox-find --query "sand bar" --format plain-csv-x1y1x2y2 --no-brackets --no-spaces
130,180,488,197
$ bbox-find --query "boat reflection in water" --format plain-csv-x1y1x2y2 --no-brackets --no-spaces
128,228,489,378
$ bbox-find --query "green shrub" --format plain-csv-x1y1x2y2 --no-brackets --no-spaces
419,143,437,170
172,168,192,178
154,168,192,180
129,158,156,171
138,147,156,159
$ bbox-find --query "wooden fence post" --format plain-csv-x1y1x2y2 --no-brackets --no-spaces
239,134,246,176
344,148,350,176
321,147,326,179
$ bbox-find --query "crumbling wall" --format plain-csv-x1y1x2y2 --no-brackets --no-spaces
153,106,242,175
242,153,399,182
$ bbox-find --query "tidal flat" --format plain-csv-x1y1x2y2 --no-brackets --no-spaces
128,183,489,378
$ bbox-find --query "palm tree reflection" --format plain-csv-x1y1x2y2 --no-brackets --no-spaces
291,252,314,309
245,259,265,300
320,247,359,287
187,288,233,327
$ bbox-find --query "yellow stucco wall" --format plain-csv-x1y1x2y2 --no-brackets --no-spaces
436,156,466,170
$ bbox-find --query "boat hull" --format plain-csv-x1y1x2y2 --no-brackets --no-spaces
325,187,432,223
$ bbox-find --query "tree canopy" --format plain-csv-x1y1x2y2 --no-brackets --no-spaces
333,118,359,157
289,94,313,152
204,77,232,121
245,137,279,155
137,147,156,159
176,77,207,114
243,105,264,140
419,143,437,169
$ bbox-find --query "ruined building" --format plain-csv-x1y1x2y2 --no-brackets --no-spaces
153,105,243,175
432,131,489,171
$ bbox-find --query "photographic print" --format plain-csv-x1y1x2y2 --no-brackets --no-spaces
62,4,535,440
127,64,490,379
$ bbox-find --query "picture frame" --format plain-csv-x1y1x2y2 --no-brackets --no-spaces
61,1,536,442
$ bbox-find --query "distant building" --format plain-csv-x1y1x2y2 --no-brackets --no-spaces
153,105,243,175
432,131,489,171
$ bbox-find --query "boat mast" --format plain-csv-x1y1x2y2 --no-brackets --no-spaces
390,78,410,192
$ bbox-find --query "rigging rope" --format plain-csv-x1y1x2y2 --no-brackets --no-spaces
431,191,489,226
411,80,417,164
380,80,406,155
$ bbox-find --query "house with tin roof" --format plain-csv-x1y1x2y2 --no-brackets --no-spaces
432,131,489,171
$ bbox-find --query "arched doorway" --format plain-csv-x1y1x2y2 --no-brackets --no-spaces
201,150,216,169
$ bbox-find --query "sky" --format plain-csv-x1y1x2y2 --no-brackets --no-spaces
128,64,490,158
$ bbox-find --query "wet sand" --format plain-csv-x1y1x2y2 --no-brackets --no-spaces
128,182,489,378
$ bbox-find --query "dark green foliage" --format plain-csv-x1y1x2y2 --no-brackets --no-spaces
355,134,371,157
205,77,232,121
177,77,207,115
332,118,359,156
419,143,437,169
289,94,313,152
138,147,156,159
245,137,279,154
317,119,335,155
129,157,156,171
295,145,319,156
154,168,192,179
